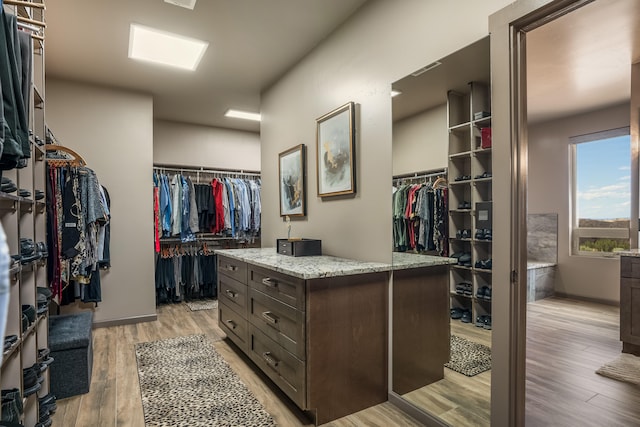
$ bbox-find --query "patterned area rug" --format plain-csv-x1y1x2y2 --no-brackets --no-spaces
135,335,276,426
184,299,218,311
445,335,492,377
596,353,640,385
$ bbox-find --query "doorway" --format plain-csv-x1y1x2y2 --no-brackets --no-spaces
490,0,640,425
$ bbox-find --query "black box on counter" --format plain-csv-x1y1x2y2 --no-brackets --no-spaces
277,238,322,257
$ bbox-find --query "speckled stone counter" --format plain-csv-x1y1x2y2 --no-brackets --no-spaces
618,249,640,258
527,261,557,270
391,252,456,270
214,247,390,279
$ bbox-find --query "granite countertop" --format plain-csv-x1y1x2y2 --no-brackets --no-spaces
618,249,640,258
214,248,390,279
391,252,457,270
214,248,456,279
527,261,557,270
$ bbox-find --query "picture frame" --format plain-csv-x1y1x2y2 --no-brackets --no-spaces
279,144,306,217
316,102,356,197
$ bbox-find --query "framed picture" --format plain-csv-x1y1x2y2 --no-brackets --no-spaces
279,144,306,217
316,102,356,197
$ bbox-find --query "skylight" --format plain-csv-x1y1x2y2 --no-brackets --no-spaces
128,24,208,71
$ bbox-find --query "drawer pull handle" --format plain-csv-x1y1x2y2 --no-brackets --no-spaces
262,311,279,325
225,265,237,271
225,289,237,298
262,277,278,288
225,320,237,330
262,351,279,369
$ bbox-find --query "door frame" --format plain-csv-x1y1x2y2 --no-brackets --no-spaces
489,1,597,426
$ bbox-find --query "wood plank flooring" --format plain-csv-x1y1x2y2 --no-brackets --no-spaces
51,303,421,427
402,320,492,427
525,297,640,427
52,297,640,426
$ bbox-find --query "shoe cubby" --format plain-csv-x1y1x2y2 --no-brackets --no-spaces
1,2,51,426
448,80,492,332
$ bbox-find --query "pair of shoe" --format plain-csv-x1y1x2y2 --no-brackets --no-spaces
35,190,45,200
475,228,492,240
3,335,18,352
23,364,44,397
476,285,492,301
474,171,492,179
1,177,17,194
455,282,472,296
475,314,492,330
454,175,471,182
37,348,54,367
37,287,52,316
450,307,471,322
458,253,472,267
458,201,471,210
1,388,23,423
456,229,471,239
37,395,56,427
475,258,492,270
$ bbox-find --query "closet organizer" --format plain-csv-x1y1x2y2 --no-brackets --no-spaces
1,1,52,426
153,165,261,304
45,144,111,307
392,169,449,256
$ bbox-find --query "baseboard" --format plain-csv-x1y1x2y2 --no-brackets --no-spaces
552,292,619,306
93,314,157,328
388,393,449,427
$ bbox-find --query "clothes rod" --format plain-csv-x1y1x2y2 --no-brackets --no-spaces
4,1,46,9
393,168,447,180
16,21,41,33
154,165,260,177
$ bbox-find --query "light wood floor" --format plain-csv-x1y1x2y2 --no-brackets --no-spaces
52,303,421,427
402,320,492,427
525,297,640,427
52,297,640,427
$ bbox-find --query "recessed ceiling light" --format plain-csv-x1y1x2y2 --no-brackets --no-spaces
391,89,402,97
128,23,208,71
225,109,262,122
164,0,197,10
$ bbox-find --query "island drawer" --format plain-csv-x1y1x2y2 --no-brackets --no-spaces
248,265,305,310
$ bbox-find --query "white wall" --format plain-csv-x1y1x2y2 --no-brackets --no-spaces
153,120,260,171
528,102,630,303
393,105,448,176
46,79,156,324
261,0,512,263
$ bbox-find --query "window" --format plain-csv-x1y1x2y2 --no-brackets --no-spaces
570,127,631,256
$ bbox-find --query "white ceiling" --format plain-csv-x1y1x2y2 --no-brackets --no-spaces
45,0,369,132
526,0,640,123
392,0,640,125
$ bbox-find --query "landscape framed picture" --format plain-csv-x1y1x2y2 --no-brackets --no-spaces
279,144,306,217
316,102,356,197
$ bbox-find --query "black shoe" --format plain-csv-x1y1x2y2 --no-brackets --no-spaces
18,189,31,198
34,190,45,200
21,305,36,325
461,309,472,323
483,315,492,330
450,307,464,320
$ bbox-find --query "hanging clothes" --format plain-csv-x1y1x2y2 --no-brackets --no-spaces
392,181,448,256
153,170,261,243
155,243,218,304
46,164,110,305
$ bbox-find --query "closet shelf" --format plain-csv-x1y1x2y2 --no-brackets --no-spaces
452,265,472,271
33,143,45,161
474,268,493,274
450,180,472,186
2,340,21,364
449,122,471,132
473,147,492,155
449,209,472,214
449,151,472,159
473,177,492,184
451,292,473,299
19,199,34,213
473,116,492,126
33,85,44,108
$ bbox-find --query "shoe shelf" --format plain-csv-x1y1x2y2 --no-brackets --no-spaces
448,80,492,332
1,2,51,426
